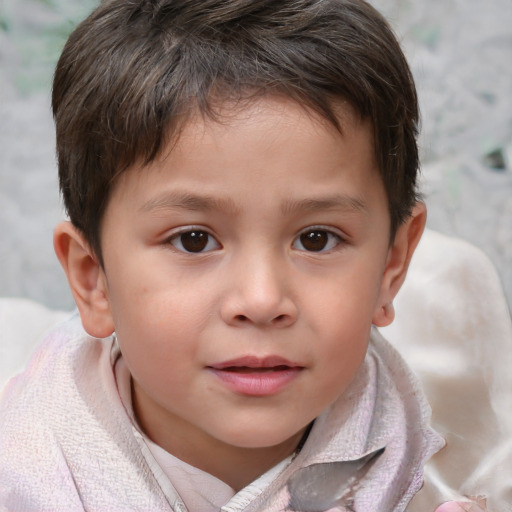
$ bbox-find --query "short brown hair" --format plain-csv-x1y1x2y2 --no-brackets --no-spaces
53,0,420,261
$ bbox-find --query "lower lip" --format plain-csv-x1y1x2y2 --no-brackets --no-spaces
209,367,302,396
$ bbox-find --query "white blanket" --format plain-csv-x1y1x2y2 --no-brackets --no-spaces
381,230,512,512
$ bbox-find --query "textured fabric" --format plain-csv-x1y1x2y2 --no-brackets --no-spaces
0,316,442,511
0,316,171,512
0,298,69,390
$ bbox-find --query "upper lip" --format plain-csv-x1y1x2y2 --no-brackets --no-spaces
208,355,302,370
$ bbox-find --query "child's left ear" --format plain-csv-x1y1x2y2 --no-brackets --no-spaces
372,202,426,327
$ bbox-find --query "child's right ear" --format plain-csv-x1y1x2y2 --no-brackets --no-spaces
54,221,115,339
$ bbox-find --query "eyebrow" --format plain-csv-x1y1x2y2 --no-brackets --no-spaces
281,195,369,216
139,191,240,215
140,191,368,217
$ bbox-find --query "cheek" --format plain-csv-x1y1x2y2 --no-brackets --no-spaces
315,310,370,383
107,282,209,379
306,265,383,332
108,253,214,329
302,268,381,384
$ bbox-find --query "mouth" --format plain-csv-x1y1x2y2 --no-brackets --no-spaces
220,365,293,374
207,356,304,396
209,355,301,371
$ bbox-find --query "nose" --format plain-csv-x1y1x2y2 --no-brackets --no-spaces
220,252,298,328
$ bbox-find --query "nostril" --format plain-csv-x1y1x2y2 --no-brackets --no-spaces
233,314,288,324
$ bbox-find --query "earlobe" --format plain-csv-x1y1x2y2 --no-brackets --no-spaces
373,302,395,327
54,221,115,338
372,202,427,327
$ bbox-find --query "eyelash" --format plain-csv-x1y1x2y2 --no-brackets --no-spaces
292,227,344,253
167,227,221,254
167,225,345,255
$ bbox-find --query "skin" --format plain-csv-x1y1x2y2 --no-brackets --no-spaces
55,96,426,491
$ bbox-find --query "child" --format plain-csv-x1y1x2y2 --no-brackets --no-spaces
0,0,475,510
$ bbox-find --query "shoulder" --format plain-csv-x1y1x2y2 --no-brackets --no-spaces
366,327,431,417
0,314,114,414
0,313,117,446
0,316,172,510
0,297,71,390
0,316,116,509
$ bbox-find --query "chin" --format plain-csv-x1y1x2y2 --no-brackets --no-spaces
217,423,306,451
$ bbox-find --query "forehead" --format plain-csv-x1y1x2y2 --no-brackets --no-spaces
184,94,368,146
110,95,379,209
154,95,374,169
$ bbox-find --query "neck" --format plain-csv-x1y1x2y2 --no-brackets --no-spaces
132,384,307,491
168,430,305,491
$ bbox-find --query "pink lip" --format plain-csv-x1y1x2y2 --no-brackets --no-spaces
208,356,303,396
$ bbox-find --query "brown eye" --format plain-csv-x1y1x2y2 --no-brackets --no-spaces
170,230,220,253
300,231,328,251
293,229,341,252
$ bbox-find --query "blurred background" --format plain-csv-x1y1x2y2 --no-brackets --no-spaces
0,0,511,310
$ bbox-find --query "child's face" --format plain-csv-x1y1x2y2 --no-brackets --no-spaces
75,96,418,465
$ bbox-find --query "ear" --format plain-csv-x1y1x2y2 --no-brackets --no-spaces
372,202,427,327
54,221,115,338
